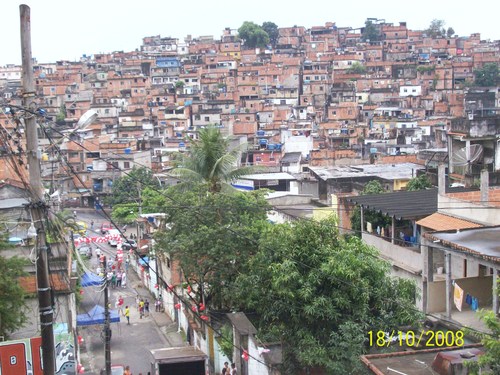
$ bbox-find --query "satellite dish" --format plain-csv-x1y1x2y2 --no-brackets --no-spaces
76,110,98,129
451,144,483,173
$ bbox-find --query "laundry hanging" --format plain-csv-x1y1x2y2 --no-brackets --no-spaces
453,282,464,312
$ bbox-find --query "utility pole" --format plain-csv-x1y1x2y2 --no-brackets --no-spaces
102,256,111,375
20,5,55,375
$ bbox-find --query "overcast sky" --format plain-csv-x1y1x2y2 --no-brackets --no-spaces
1,0,498,66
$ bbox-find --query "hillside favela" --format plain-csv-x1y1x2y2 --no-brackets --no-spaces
0,9,499,375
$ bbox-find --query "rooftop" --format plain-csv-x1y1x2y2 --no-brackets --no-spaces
310,163,424,181
425,226,500,264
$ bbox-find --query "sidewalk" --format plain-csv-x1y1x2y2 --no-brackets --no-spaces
125,265,186,347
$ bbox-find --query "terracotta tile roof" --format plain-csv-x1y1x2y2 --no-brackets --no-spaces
19,273,71,294
416,213,483,231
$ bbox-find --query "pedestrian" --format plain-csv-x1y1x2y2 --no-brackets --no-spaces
222,361,230,374
116,271,122,288
117,295,124,315
231,363,237,375
136,295,141,311
90,220,94,230
124,306,130,325
73,210,77,219
124,365,131,375
155,298,161,312
121,272,127,288
111,272,117,289
139,299,145,319
144,299,150,316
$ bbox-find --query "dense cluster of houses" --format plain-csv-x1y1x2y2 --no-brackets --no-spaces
0,19,499,374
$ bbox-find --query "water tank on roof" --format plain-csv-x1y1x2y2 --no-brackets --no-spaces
179,142,185,148
257,130,265,136
124,148,131,154
370,148,377,154
267,144,276,150
259,139,268,145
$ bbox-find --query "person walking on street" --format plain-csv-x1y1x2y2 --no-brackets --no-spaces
117,295,124,315
90,220,94,230
144,299,150,317
231,363,237,375
124,306,130,325
222,362,230,374
139,299,145,319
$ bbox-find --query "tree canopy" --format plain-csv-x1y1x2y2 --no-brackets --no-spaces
153,185,270,308
0,253,28,338
169,126,256,193
262,22,279,47
406,175,433,191
234,217,419,373
347,62,367,74
362,20,381,42
238,21,270,48
474,63,499,87
424,19,454,38
106,166,160,206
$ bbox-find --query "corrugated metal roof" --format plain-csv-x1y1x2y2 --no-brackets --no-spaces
416,213,483,231
348,188,438,220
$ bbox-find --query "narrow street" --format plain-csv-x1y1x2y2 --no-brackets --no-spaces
74,209,185,375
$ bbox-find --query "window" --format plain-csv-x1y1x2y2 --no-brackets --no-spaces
319,86,324,91
332,111,337,116
124,162,130,169
195,115,201,120
204,116,210,122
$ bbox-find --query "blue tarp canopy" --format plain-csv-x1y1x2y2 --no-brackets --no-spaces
76,305,120,326
139,256,149,266
81,272,103,287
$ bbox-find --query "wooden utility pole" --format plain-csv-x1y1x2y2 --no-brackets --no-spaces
102,256,111,375
20,5,55,375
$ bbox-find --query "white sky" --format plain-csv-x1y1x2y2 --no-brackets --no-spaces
1,0,498,66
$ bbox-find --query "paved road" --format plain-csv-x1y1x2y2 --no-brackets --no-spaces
75,209,182,375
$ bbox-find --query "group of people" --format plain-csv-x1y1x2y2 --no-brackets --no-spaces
221,362,237,375
136,297,150,318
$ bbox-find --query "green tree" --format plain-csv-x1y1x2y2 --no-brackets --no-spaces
446,27,455,38
350,180,390,236
406,175,433,191
474,63,499,87
362,20,381,42
234,217,419,374
0,254,28,338
56,104,67,124
154,185,270,309
425,19,447,38
175,80,184,90
347,62,367,74
262,21,279,47
106,167,160,222
170,126,256,193
238,21,270,48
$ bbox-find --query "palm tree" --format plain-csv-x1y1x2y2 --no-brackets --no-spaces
170,126,259,193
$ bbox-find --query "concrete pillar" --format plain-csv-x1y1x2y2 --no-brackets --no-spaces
438,164,446,195
480,169,489,204
445,252,452,318
493,268,499,317
233,326,241,372
391,216,396,244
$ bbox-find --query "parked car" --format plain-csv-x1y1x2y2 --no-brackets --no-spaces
78,245,92,259
107,229,122,247
100,222,114,234
75,221,88,236
121,239,137,251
